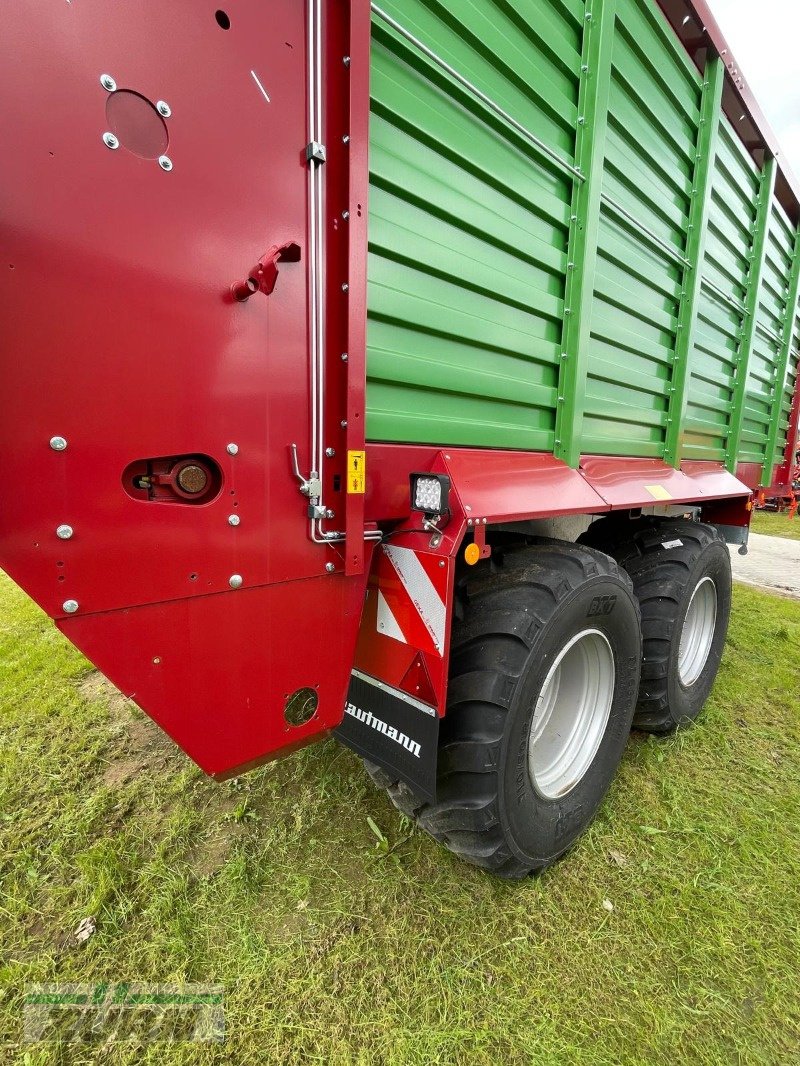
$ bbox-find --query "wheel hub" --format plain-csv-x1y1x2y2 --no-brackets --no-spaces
678,576,717,686
528,629,615,799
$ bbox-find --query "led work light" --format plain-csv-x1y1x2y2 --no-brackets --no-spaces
410,473,451,517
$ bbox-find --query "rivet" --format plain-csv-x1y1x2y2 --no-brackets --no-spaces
153,656,162,665
439,560,445,568
325,562,336,573
341,352,348,361
62,599,79,614
343,56,351,66
226,442,239,456
102,132,120,150
56,525,74,540
325,447,336,457
156,100,172,118
342,135,350,144
158,155,173,171
340,420,348,428
468,519,474,526
342,283,349,292
342,210,350,220
229,574,243,589
50,436,68,451
228,514,240,526
100,74,117,92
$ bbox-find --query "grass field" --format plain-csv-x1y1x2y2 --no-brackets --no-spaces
750,510,800,541
1,571,799,1064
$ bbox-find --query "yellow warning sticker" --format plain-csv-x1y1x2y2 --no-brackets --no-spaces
347,450,366,494
644,484,673,501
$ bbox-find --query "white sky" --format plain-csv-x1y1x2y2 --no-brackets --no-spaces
711,0,800,178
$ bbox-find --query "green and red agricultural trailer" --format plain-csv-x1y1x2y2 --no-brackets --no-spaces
2,0,799,877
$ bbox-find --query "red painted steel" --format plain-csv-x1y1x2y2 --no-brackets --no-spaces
0,0,766,780
0,0,373,775
579,456,750,509
343,2,373,576
680,461,756,500
354,543,453,717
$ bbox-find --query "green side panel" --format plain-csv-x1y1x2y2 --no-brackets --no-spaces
737,194,795,466
583,0,701,456
366,0,581,448
364,1,796,463
683,120,759,461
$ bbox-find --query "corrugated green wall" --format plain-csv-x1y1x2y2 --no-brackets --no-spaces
365,0,800,482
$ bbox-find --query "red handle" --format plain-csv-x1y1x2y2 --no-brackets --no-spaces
232,241,301,301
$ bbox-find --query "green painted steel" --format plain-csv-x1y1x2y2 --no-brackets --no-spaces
663,54,724,467
365,0,799,481
554,0,617,469
724,156,777,471
761,225,800,485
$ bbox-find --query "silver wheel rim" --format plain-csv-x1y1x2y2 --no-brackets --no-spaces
528,629,615,800
678,576,717,686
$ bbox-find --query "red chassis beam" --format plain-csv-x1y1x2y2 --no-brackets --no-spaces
356,446,752,729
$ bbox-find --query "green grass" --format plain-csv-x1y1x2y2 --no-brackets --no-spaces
1,572,799,1065
750,510,800,541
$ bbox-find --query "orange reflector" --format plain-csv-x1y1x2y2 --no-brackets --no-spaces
464,542,480,566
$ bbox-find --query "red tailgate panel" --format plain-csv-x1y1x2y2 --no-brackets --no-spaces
0,1,371,773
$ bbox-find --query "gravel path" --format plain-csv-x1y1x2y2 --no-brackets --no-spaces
729,531,800,599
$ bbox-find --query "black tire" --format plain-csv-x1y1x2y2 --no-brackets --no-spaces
579,517,732,734
365,540,642,878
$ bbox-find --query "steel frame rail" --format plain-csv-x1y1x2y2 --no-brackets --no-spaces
725,154,777,472
761,226,800,487
664,53,725,467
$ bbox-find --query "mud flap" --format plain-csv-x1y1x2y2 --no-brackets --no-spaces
335,670,439,802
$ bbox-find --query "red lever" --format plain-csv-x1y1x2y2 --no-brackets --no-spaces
231,241,301,301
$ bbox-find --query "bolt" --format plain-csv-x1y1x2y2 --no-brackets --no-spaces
102,132,120,150
325,447,336,457
343,56,351,66
340,420,348,428
50,436,68,451
228,514,240,526
325,562,336,573
341,352,348,362
100,74,117,92
439,560,445,568
325,509,335,519
156,100,172,118
226,442,239,456
229,574,243,589
62,599,79,614
342,210,350,220
153,656,161,664
343,135,350,144
158,155,173,171
342,283,349,292
56,524,74,540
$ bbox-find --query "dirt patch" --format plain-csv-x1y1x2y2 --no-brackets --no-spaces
78,669,133,715
77,670,175,786
189,828,238,879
